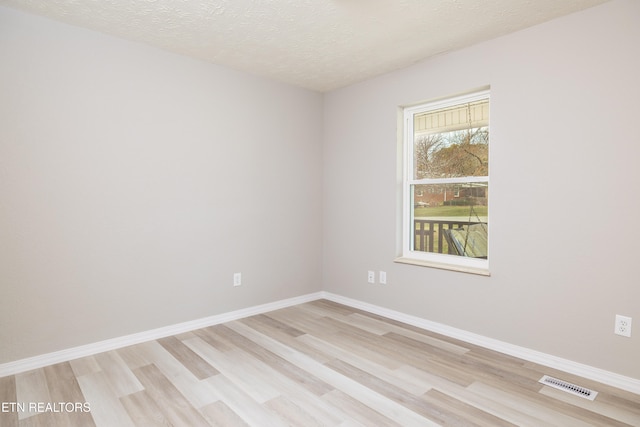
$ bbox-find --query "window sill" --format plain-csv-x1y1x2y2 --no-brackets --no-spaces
394,257,491,276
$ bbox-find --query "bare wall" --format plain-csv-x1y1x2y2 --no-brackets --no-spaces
322,0,640,379
0,6,323,363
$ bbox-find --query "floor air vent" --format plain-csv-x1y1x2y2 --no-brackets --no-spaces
538,375,598,401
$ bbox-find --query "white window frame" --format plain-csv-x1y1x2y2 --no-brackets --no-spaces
395,90,490,275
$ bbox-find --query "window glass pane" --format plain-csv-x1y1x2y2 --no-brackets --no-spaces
403,91,489,271
412,183,488,259
413,126,489,179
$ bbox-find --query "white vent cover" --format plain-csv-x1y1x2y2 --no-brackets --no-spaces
539,375,598,401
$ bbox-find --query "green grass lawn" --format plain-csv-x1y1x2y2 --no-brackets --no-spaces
415,205,487,218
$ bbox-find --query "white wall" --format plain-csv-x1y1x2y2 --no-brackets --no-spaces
323,0,640,379
0,6,323,363
2,0,639,382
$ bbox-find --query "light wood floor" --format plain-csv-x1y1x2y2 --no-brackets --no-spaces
1,300,639,426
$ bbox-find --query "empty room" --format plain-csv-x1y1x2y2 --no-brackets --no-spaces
1,0,639,425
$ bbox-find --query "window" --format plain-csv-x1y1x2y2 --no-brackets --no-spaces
397,90,490,275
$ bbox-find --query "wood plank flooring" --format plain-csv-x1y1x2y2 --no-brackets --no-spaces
1,300,639,426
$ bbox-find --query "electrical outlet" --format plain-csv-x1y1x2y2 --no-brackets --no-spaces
379,271,387,284
233,272,242,287
614,315,632,337
367,271,375,284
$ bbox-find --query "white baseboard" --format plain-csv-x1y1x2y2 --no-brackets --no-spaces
3,290,639,396
320,292,640,395
0,292,323,378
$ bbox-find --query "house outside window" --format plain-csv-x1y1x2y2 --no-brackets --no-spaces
397,89,490,275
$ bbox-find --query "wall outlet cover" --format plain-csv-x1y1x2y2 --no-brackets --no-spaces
367,271,375,284
614,315,632,337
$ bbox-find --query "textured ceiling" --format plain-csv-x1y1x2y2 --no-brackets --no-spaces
0,0,610,92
